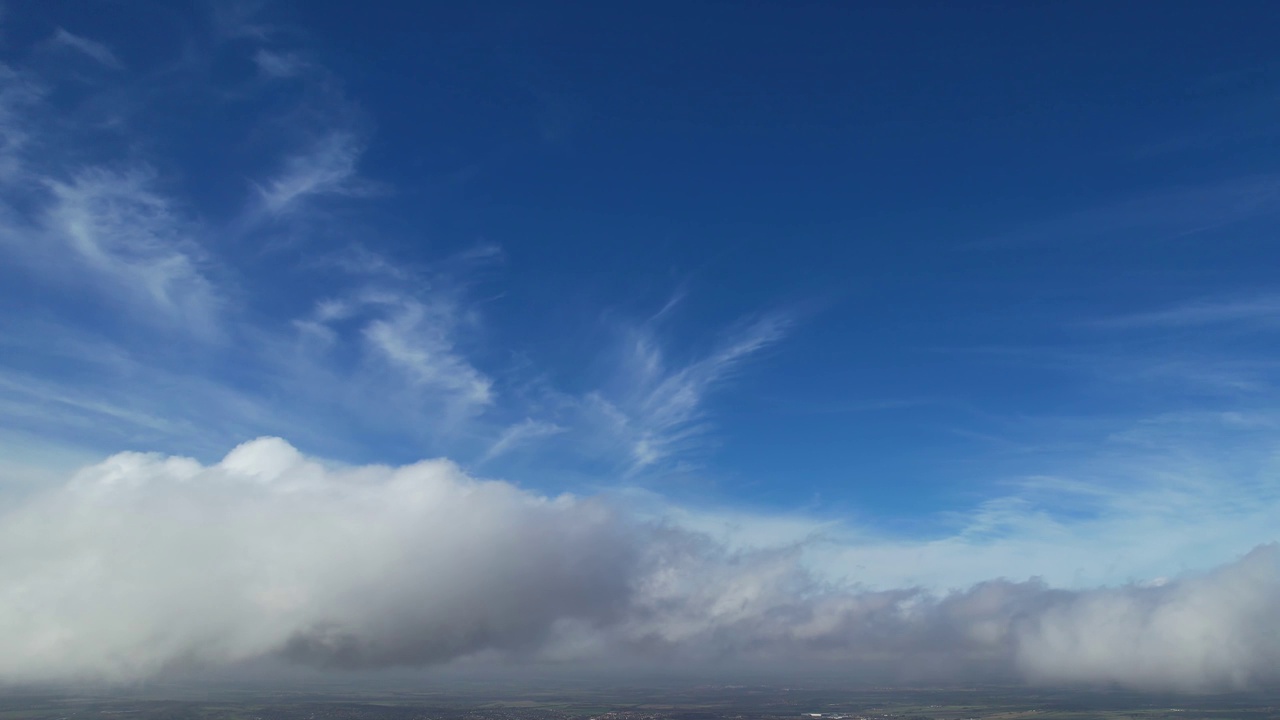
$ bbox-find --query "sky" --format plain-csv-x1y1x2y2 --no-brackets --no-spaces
3,0,1280,691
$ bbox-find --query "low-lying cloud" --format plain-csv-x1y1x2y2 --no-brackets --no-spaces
2,438,1278,691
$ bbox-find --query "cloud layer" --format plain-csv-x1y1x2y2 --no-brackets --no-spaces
3,438,1278,691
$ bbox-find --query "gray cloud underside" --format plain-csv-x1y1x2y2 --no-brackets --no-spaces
2,438,1277,691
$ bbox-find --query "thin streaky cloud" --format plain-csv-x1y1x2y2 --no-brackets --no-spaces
0,43,498,460
42,168,221,334
934,341,1278,397
481,418,567,463
0,64,43,181
210,0,273,41
0,62,220,335
363,299,496,410
970,175,1280,250
1088,294,1280,329
0,371,180,436
0,2,791,479
49,28,123,69
285,278,499,426
609,313,790,472
253,49,307,79
253,131,366,216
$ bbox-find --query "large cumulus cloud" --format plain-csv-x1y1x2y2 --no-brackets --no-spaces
1,438,1278,690
0,439,632,682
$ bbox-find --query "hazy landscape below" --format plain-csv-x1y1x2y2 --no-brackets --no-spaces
2,685,1278,720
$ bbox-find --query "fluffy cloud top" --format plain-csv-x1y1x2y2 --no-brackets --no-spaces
2,438,1278,690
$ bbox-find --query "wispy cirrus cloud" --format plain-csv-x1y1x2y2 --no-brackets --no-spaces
253,130,368,217
0,64,41,182
47,28,122,69
42,167,222,334
0,24,446,460
973,174,1280,249
1088,293,1280,329
358,295,494,410
590,313,790,474
1065,294,1280,397
210,0,275,42
0,60,221,335
482,418,566,463
253,49,308,80
890,288,1280,593
0,12,792,479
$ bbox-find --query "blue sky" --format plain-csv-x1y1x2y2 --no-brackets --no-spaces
4,3,1280,682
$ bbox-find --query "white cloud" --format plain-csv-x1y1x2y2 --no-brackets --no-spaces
0,59,221,336
975,175,1280,249
1,437,1278,690
49,28,123,69
1090,294,1280,329
210,1,274,41
0,40,501,457
253,49,308,79
295,288,495,417
595,314,789,473
0,371,182,437
40,168,221,333
0,64,40,175
0,439,630,683
1016,547,1280,689
2,17,796,482
482,418,566,462
364,300,495,409
254,132,365,216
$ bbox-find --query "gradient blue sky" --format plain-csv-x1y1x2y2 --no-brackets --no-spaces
3,1,1280,591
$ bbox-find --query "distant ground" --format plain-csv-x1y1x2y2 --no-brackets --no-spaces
1,686,1277,720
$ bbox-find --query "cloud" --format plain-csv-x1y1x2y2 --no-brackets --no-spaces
0,439,631,683
482,419,566,462
48,28,123,69
362,297,495,410
254,131,366,216
0,11,795,479
0,162,221,336
295,286,496,419
40,167,222,333
1016,546,1280,689
253,49,308,80
1089,294,1280,329
1,438,1279,690
0,57,221,336
210,0,274,41
973,175,1280,249
0,23,506,460
0,64,42,179
594,314,789,473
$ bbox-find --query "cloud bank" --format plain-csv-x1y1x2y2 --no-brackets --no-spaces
3,438,1278,691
